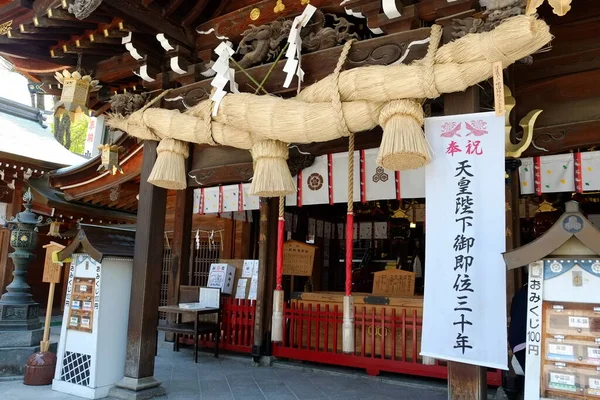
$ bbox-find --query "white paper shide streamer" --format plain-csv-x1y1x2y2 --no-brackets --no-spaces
283,5,317,88
210,41,239,115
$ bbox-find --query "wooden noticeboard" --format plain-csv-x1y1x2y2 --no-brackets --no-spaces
372,269,415,297
283,241,316,277
42,242,65,284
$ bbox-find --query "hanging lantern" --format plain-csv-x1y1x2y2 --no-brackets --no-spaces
47,220,61,237
97,144,123,175
53,69,100,123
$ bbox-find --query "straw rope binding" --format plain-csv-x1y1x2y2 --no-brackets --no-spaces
106,15,552,195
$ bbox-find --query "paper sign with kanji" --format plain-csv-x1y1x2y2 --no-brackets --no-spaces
421,112,507,370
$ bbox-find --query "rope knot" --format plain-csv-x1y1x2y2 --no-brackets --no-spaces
331,39,354,138
418,24,442,99
157,138,189,158
378,100,424,128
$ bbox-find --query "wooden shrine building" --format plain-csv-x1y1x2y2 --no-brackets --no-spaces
1,0,600,399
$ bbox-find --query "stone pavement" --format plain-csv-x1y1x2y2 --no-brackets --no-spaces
0,337,450,400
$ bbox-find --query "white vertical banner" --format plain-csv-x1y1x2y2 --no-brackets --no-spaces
301,155,329,205
242,183,260,210
331,151,360,204
203,187,220,214
221,185,239,212
193,189,201,214
422,112,507,369
83,116,104,159
363,148,396,200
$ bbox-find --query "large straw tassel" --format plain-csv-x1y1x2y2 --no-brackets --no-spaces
148,138,189,190
377,99,429,171
250,139,296,197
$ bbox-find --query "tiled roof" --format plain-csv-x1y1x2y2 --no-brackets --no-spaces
0,97,86,167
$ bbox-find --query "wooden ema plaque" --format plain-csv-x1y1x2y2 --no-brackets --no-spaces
283,241,316,277
67,277,95,333
372,269,415,297
42,242,64,284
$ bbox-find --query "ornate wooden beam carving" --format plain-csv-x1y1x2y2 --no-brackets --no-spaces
194,0,343,54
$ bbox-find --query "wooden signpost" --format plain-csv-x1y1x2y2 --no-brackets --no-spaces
41,242,65,352
282,240,316,292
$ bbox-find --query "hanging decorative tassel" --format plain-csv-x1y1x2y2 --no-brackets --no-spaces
250,140,296,197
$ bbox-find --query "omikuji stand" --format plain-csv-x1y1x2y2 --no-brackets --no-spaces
52,225,135,399
504,201,600,400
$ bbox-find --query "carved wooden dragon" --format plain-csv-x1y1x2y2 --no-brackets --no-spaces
237,10,359,69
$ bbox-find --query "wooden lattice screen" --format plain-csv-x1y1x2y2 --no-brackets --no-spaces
159,235,221,319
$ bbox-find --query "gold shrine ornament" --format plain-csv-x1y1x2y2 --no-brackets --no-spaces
97,144,124,175
526,0,572,16
249,7,260,20
274,0,285,13
53,70,100,123
0,20,12,36
48,220,62,237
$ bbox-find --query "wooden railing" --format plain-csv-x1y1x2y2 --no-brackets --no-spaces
180,298,255,353
273,301,502,385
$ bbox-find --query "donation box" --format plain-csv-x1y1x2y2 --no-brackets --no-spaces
52,225,135,399
504,201,600,400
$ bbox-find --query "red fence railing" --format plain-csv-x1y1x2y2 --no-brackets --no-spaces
180,298,255,353
273,301,502,385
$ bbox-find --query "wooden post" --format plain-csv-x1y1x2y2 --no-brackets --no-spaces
252,198,270,358
165,181,193,342
40,282,55,352
445,87,487,400
114,141,167,396
510,165,522,288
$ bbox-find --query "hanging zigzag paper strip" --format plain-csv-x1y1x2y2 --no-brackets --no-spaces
107,15,551,197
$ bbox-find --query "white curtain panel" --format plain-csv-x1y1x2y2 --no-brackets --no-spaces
241,183,260,210
539,153,575,193
331,151,360,204
581,152,600,191
301,155,330,205
203,187,220,214
222,185,240,212
363,148,396,201
519,157,535,195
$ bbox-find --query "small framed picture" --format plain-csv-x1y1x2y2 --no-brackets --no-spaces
82,301,92,311
81,317,90,327
69,316,79,326
71,300,81,310
79,285,88,292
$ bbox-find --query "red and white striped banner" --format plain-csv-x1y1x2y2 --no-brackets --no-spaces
534,156,542,196
574,152,583,194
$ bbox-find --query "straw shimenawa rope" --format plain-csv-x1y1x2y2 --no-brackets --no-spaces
107,15,552,195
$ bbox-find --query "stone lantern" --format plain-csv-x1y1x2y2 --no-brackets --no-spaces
0,188,43,375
